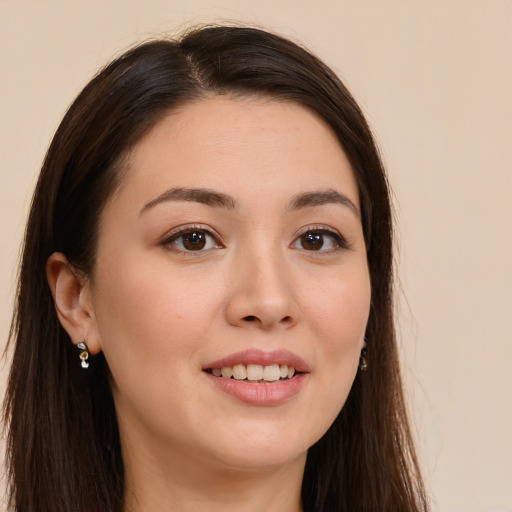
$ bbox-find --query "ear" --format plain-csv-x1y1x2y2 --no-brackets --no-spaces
46,252,102,355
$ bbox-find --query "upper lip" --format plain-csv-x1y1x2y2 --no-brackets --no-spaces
203,349,310,373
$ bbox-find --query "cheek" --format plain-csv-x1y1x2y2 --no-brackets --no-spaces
91,255,222,377
304,267,371,358
304,262,371,392
300,265,370,427
90,256,229,436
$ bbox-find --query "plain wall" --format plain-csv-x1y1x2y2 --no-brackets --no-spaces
1,1,511,511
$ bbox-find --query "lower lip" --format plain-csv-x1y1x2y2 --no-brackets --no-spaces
204,372,308,406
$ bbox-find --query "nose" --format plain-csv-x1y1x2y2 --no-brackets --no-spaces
224,250,300,330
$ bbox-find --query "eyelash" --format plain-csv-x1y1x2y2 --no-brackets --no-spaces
160,224,349,254
292,225,350,253
160,225,223,254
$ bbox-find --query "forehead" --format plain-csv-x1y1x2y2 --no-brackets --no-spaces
118,96,359,209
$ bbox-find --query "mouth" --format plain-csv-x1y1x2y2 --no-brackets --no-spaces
205,363,298,383
202,350,309,405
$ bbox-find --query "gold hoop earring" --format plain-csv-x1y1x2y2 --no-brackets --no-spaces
77,340,90,369
359,339,367,371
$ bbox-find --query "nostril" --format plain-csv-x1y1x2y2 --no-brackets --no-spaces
238,314,295,328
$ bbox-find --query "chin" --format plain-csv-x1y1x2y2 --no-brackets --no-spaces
211,444,308,473
195,422,314,472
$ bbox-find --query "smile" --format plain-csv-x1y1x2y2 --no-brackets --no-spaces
203,349,309,405
207,363,296,382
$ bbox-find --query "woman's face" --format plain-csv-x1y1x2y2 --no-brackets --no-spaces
86,97,371,472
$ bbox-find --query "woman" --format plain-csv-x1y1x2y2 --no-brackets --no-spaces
3,25,429,511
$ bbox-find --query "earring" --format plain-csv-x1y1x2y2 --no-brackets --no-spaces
77,340,90,369
359,339,367,371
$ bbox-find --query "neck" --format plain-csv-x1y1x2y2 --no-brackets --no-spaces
122,436,306,512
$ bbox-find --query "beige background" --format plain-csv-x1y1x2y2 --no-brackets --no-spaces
1,1,511,511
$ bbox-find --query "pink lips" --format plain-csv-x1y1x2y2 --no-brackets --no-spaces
203,349,310,373
203,349,310,406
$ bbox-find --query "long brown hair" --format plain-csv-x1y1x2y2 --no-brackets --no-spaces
3,25,429,511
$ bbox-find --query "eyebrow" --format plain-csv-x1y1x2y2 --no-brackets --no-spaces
139,187,237,215
139,186,359,218
287,189,360,218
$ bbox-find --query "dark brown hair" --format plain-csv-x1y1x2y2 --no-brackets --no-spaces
3,25,429,511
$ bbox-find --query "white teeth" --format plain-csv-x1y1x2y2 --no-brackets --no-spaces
221,366,233,378
210,364,297,381
247,364,263,381
263,364,281,381
232,364,247,380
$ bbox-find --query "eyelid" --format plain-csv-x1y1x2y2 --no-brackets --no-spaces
291,224,350,251
159,224,224,252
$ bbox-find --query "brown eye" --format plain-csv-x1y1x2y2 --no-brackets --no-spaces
182,231,207,250
301,231,324,250
291,229,345,252
164,228,221,252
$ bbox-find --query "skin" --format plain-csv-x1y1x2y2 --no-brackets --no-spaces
48,96,371,512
